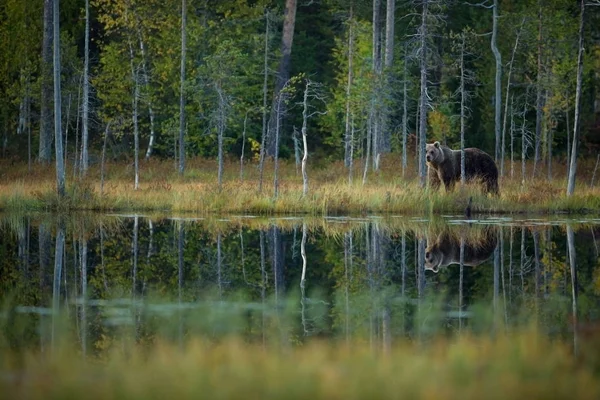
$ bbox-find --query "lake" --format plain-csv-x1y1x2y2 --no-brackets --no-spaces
1,212,599,353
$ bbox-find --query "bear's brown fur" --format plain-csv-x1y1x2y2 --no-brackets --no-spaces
426,141,499,195
425,226,499,273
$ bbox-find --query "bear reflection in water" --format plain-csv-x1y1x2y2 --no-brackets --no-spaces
425,226,499,273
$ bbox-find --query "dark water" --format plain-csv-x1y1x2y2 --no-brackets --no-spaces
1,213,599,353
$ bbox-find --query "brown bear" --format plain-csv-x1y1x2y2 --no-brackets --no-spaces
426,141,499,195
425,226,499,273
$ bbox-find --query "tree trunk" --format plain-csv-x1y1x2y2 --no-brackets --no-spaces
240,111,248,182
567,0,585,196
418,0,428,188
348,114,354,184
267,0,297,156
301,80,309,196
216,85,226,192
81,0,90,174
491,0,502,163
129,41,140,190
501,18,524,178
510,95,515,178
460,34,466,185
258,10,270,193
178,0,187,175
402,49,408,177
273,90,283,199
40,0,53,163
344,11,354,168
371,0,381,169
136,22,156,161
53,0,65,196
381,0,395,154
100,122,110,196
363,113,372,185
534,3,543,177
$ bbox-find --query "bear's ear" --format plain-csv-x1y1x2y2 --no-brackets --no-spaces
434,141,440,148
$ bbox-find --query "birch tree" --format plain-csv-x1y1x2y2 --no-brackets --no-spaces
500,18,524,178
81,0,90,175
53,0,65,196
566,0,586,196
417,0,429,188
40,0,53,164
178,0,187,175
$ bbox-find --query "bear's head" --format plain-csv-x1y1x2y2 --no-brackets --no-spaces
426,141,444,165
424,244,444,273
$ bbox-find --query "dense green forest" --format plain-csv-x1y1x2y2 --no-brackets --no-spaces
1,0,599,185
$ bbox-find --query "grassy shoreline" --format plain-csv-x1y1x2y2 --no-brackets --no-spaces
2,158,600,215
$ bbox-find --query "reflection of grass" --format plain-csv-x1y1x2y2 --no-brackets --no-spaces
2,158,600,214
2,330,599,399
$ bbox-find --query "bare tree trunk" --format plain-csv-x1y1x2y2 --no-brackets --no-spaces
258,10,270,193
418,0,428,188
81,0,90,174
135,22,156,161
534,3,543,178
385,0,395,68
273,90,285,199
128,40,140,190
53,0,65,196
301,80,310,196
349,115,354,184
100,122,110,196
491,0,502,163
63,93,71,170
363,113,372,185
216,85,226,191
567,0,585,196
240,111,248,182
178,0,187,175
501,18,524,178
40,0,53,164
459,34,466,185
371,0,381,169
521,93,528,185
510,95,515,178
402,49,408,177
381,0,395,155
344,11,354,168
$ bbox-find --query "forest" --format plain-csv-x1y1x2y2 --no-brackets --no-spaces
1,0,600,212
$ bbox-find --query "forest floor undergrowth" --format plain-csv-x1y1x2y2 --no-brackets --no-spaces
1,157,600,215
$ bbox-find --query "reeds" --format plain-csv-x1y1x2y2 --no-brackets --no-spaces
1,329,599,400
2,157,600,214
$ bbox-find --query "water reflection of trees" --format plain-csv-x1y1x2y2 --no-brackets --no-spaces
0,214,598,353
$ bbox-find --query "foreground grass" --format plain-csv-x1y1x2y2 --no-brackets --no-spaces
2,157,600,214
2,330,599,400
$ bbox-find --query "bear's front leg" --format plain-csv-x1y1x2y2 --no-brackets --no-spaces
428,167,441,190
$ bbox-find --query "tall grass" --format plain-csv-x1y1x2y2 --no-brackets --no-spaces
2,156,600,214
1,329,599,400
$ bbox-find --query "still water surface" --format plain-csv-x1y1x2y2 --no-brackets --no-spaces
1,213,599,352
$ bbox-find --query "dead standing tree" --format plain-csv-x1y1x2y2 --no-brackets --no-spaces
298,78,326,197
